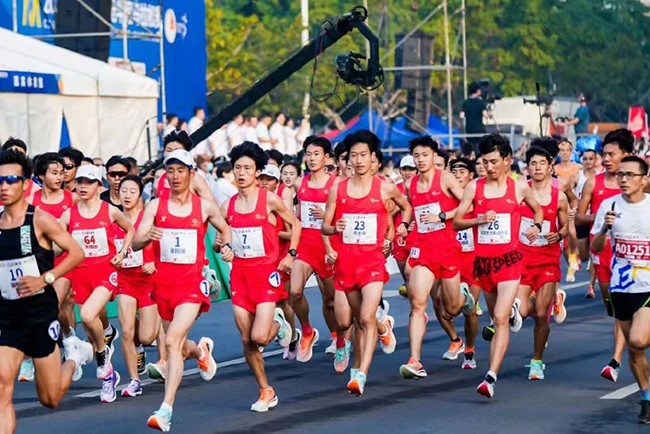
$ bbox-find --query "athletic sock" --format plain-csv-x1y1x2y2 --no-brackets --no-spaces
104,324,113,336
465,346,475,354
451,337,461,343
609,358,621,369
330,331,337,340
302,323,313,337
336,335,346,349
641,388,650,402
486,370,497,384
160,402,172,414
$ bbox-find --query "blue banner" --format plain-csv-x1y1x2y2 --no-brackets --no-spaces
0,70,60,94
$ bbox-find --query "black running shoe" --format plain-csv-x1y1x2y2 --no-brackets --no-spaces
137,348,147,376
482,325,495,342
103,325,120,353
639,401,650,424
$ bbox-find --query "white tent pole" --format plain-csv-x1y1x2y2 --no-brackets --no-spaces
364,0,373,133
159,1,167,117
461,0,467,100
121,0,129,61
300,0,310,120
443,0,453,149
12,0,17,32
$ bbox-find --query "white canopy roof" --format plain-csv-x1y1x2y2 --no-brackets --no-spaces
0,27,157,98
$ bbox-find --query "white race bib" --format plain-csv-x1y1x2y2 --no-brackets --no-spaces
114,238,144,268
615,234,650,267
300,201,325,230
0,255,41,300
519,216,551,247
478,213,511,244
232,227,266,258
342,213,377,245
414,202,444,233
72,228,109,257
456,229,475,252
160,229,198,264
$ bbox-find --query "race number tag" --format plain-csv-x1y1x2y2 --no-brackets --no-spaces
456,229,475,252
614,234,650,267
342,213,377,245
414,202,444,233
519,216,551,247
114,238,144,268
72,228,109,257
160,229,198,264
300,201,325,230
478,213,511,244
0,255,41,300
232,227,265,258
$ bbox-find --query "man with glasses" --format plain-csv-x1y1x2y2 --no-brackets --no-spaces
591,155,650,424
59,148,84,193
100,156,131,211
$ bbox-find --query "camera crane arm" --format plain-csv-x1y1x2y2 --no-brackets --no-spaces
190,5,381,147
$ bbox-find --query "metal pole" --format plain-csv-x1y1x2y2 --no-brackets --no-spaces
443,0,453,149
146,121,152,161
122,0,129,61
461,0,467,100
12,0,17,32
158,1,167,117
364,0,373,133
301,0,310,120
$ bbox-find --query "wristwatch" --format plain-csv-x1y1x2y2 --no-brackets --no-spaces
223,242,232,250
400,221,409,230
119,248,129,257
288,249,298,258
438,212,446,221
44,271,56,285
534,222,543,231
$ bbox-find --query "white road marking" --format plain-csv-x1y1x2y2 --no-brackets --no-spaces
600,379,650,400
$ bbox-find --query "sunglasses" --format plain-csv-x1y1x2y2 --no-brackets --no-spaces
64,164,76,171
0,175,25,185
107,171,128,178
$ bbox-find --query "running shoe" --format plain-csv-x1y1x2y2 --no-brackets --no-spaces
147,406,172,432
147,360,167,383
283,329,301,361
509,298,523,333
18,359,34,382
96,347,113,379
297,328,319,363
137,346,147,376
334,340,351,373
553,289,567,324
350,368,359,382
376,299,391,321
476,301,483,316
399,357,427,379
273,308,292,348
443,339,465,360
202,264,221,297
325,338,337,355
460,283,475,315
103,325,119,354
482,324,495,342
585,286,596,299
476,378,495,398
122,378,143,397
566,253,579,283
639,401,650,424
250,387,278,412
63,336,93,381
379,315,397,354
398,284,407,297
347,371,366,396
601,363,619,383
100,371,120,403
197,337,217,381
462,352,477,370
528,359,545,380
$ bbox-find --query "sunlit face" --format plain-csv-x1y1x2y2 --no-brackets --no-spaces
581,151,596,170
559,142,573,163
119,179,142,211
233,155,260,189
163,141,185,158
411,145,434,173
399,167,417,183
452,166,473,188
75,178,100,200
62,156,77,183
165,164,193,193
481,150,511,180
42,162,64,190
528,154,551,182
0,163,26,206
106,163,129,192
349,143,372,176
602,143,627,174
616,161,648,196
258,175,278,192
281,165,298,187
305,144,326,172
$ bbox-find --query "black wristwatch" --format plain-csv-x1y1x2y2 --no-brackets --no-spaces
288,249,298,258
534,222,543,231
400,221,409,230
223,242,232,250
438,212,446,221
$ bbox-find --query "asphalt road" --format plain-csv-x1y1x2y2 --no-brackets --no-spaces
12,266,650,434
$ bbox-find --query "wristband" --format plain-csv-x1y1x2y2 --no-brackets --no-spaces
534,222,543,231
223,242,232,250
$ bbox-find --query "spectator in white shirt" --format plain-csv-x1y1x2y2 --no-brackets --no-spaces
269,112,287,153
226,114,245,149
208,124,229,158
163,113,178,137
284,118,298,156
243,115,259,143
188,107,205,134
178,118,188,132
213,160,238,206
296,117,311,147
256,114,273,150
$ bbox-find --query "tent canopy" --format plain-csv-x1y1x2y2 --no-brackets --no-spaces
331,110,460,149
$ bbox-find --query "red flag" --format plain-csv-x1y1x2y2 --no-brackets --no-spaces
628,106,648,139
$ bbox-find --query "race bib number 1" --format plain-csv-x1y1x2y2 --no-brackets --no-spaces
160,229,198,264
0,255,41,300
342,213,378,245
478,213,511,244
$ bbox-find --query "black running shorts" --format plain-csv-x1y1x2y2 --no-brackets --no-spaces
610,292,650,322
0,320,61,358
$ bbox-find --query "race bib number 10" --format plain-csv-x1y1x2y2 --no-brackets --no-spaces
0,255,41,300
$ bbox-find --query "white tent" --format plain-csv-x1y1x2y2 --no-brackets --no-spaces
0,27,158,163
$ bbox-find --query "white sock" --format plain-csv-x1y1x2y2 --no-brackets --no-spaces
160,402,172,413
104,324,113,336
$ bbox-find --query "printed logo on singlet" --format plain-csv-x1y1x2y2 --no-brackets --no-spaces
20,226,32,255
109,272,118,287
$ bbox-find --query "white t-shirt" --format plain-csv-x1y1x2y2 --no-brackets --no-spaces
284,126,297,156
208,128,229,158
213,178,238,206
256,123,271,150
592,194,650,294
269,122,286,153
243,126,258,144
226,121,244,149
188,116,203,134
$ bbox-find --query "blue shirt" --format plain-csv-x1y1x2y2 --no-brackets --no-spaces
574,105,590,135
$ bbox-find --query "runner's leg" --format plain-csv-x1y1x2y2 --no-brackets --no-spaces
118,295,139,379
488,280,520,375
33,346,77,408
0,346,23,434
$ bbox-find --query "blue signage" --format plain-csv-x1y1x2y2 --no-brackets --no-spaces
0,70,60,94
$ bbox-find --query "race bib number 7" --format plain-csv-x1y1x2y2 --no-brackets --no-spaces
232,227,266,258
0,255,41,300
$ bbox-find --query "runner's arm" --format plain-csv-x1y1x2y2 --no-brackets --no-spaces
269,192,301,254
321,186,339,236
556,191,570,240
453,181,479,230
576,177,595,226
34,208,84,279
192,173,218,204
204,199,232,247
110,205,135,254
520,181,544,226
384,181,412,235
591,200,613,253
132,199,159,251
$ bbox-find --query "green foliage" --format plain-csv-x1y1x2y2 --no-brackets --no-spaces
205,0,650,125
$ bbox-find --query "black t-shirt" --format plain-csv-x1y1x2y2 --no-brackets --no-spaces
100,190,123,211
462,98,487,133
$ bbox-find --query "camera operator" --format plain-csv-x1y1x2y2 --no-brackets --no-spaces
460,82,488,155
561,93,591,137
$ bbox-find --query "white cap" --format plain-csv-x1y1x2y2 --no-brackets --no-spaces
400,155,416,168
164,149,194,168
259,165,281,181
75,165,101,182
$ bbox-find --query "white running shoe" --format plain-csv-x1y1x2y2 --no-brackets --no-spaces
509,298,523,333
197,337,217,381
18,359,34,382
325,338,337,355
376,299,390,321
273,308,292,348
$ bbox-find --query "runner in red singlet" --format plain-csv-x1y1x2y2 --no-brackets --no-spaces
222,142,298,412
133,149,233,431
577,129,634,383
322,130,412,396
514,146,569,380
393,155,417,296
454,134,543,398
116,175,160,398
58,165,134,402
